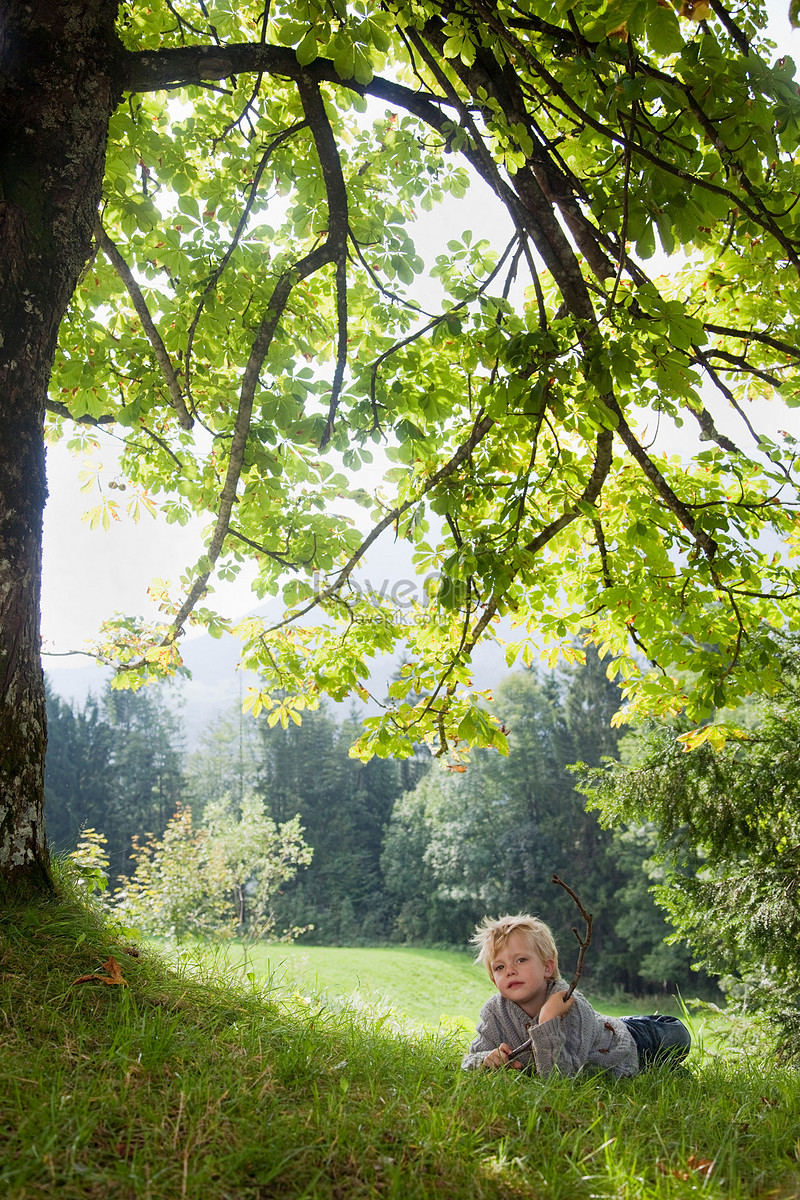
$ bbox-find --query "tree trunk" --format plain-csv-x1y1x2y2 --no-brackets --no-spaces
0,0,121,888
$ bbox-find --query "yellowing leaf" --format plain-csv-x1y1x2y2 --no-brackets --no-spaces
679,0,712,20
676,723,749,752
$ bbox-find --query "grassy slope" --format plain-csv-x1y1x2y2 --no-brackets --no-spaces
2,890,800,1200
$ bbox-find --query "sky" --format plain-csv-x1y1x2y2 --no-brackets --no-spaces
40,1,800,671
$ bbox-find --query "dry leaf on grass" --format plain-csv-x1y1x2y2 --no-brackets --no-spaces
73,956,128,987
657,1154,714,1180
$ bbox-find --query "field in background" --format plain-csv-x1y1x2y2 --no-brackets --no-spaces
233,942,685,1041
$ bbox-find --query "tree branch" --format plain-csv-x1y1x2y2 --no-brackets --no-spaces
45,399,115,426
96,223,194,431
552,873,593,1000
184,119,307,416
123,75,350,660
605,397,718,562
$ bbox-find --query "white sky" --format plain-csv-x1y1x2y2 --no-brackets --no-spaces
40,2,800,664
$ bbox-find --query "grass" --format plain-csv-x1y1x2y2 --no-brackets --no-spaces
235,942,684,1034
235,942,496,1033
2,885,799,1200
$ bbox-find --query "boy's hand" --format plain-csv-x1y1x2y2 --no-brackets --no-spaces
483,1043,524,1070
538,991,577,1026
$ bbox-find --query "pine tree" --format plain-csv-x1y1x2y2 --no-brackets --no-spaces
44,680,185,878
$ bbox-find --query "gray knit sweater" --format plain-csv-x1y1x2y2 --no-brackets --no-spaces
462,978,639,1077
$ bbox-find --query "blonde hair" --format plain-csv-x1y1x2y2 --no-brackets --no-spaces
470,914,561,981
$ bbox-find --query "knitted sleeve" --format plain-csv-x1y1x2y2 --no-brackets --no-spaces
529,988,638,1078
461,996,532,1071
528,993,596,1076
461,1000,504,1070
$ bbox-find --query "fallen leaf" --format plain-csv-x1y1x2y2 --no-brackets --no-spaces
657,1154,714,1180
73,955,128,987
687,1154,714,1177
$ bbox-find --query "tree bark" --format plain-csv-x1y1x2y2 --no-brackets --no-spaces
0,0,122,888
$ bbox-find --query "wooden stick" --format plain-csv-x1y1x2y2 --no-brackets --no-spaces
500,879,594,1064
506,1036,532,1060
552,873,593,1000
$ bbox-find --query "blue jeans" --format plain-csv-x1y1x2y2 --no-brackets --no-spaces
620,1015,691,1068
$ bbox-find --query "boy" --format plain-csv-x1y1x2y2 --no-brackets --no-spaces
462,914,690,1077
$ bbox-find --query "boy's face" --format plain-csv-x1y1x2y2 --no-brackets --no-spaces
490,930,554,1018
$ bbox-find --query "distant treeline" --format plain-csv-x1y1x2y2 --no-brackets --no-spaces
44,652,711,996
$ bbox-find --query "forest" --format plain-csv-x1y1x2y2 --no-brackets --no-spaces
45,650,709,997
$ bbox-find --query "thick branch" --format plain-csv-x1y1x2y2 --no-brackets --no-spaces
686,399,743,456
45,399,115,426
294,75,349,449
96,223,193,431
605,397,718,562
160,238,337,649
185,120,307,414
136,76,350,654
704,324,800,360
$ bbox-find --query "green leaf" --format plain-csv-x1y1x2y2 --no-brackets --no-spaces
296,29,319,66
333,40,356,80
646,6,684,54
634,222,656,260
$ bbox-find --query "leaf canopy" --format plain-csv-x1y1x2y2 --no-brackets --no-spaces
49,0,800,759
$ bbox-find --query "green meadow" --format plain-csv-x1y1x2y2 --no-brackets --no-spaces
2,887,796,1200
239,941,684,1035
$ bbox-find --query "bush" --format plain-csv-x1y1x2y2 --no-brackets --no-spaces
78,797,313,942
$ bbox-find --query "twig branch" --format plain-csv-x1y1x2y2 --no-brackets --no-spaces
504,875,594,1061
552,873,593,1001
184,119,307,415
